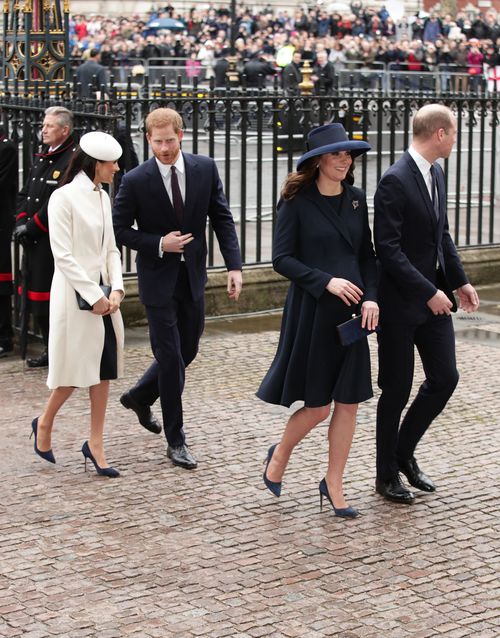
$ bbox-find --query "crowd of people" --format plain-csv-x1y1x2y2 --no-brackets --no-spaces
66,3,500,90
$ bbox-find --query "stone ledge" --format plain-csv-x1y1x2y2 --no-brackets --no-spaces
121,245,500,326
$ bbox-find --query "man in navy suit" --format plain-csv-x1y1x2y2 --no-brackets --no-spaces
113,108,242,469
374,104,479,503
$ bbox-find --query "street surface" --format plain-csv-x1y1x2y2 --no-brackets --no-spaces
1,286,499,637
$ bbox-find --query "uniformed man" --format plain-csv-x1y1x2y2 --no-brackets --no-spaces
0,127,18,357
14,106,76,367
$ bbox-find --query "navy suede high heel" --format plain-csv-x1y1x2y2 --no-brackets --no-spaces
263,443,281,497
319,478,358,518
82,441,120,478
30,417,56,464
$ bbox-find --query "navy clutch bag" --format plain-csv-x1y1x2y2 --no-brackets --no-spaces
76,284,111,311
336,314,380,347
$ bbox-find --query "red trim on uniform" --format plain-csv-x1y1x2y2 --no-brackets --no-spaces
17,286,50,301
33,212,48,233
16,212,28,221
35,138,75,158
0,273,13,282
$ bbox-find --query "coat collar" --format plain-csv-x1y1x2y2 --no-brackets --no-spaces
35,135,75,159
302,181,355,247
73,171,100,191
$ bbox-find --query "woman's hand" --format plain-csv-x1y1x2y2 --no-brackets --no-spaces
91,296,111,316
326,278,363,306
361,300,379,331
107,290,123,314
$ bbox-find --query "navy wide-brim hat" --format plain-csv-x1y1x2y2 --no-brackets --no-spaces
296,123,371,171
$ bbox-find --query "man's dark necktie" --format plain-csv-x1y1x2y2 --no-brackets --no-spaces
429,164,439,220
170,165,184,225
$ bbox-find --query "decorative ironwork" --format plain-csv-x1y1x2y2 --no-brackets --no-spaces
2,0,70,83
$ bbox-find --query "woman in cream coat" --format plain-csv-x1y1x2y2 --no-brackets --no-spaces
31,132,125,478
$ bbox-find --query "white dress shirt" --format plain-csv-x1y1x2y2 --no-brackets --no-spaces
155,154,186,258
408,145,435,203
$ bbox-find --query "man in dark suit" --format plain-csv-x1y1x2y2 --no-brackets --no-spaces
282,51,303,95
374,104,479,504
312,50,337,95
75,48,108,98
113,107,242,469
243,52,276,89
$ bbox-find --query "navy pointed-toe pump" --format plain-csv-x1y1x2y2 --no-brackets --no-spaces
82,441,120,478
319,478,358,518
30,417,56,464
263,443,282,497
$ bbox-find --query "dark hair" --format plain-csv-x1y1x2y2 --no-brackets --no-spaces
59,147,97,187
281,155,356,200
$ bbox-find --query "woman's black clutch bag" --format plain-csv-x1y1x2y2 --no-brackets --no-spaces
76,285,111,311
337,314,380,347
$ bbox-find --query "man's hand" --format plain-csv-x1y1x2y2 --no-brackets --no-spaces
361,300,379,331
456,283,479,313
161,231,194,253
427,289,453,315
227,270,242,301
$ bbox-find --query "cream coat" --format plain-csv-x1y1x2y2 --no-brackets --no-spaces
47,172,125,389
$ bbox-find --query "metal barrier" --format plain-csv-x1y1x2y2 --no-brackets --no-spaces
1,81,499,275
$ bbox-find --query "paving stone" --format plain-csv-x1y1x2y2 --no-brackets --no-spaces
1,311,499,637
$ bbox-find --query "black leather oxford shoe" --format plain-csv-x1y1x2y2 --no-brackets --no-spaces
167,445,197,470
120,391,162,434
0,342,13,358
376,474,415,504
398,457,436,492
26,350,48,368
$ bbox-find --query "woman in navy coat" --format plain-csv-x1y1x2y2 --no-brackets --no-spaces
257,124,378,517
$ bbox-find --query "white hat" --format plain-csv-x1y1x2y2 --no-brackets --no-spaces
79,131,123,161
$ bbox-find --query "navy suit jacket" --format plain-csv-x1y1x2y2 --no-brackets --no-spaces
113,153,242,305
374,151,468,324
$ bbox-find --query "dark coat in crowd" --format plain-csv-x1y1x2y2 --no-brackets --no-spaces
282,61,302,94
312,60,336,94
243,55,276,88
214,57,230,87
76,59,108,97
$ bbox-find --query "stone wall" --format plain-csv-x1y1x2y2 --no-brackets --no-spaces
121,245,500,326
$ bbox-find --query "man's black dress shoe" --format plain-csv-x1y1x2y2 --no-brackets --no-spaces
376,474,415,504
398,457,436,492
0,342,13,358
167,445,197,470
120,391,162,434
26,350,48,368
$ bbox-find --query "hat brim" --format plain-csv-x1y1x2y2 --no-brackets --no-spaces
296,140,371,171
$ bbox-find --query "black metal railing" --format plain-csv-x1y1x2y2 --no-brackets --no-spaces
1,77,499,277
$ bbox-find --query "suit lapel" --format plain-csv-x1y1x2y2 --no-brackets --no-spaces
145,157,178,227
183,153,199,229
405,153,439,227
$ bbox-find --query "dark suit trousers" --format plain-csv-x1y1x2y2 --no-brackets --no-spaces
376,314,459,481
130,264,205,447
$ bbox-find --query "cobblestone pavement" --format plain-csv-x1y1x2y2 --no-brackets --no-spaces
1,288,499,638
